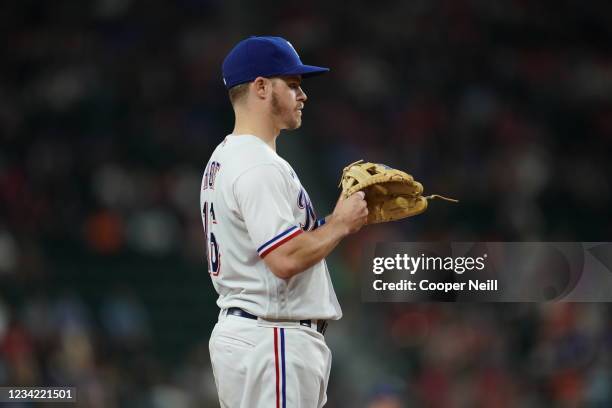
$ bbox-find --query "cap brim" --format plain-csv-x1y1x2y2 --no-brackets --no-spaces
281,64,330,78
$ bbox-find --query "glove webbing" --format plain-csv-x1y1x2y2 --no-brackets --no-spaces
340,160,459,203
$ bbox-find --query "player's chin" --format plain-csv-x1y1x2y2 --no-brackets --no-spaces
286,118,302,130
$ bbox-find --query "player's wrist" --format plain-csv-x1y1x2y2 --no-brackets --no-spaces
326,214,350,238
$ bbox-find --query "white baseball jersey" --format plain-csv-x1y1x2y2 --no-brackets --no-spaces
200,134,342,320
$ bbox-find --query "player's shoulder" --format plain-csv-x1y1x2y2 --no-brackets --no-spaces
220,135,282,169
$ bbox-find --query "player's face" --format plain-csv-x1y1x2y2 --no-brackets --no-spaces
270,76,307,130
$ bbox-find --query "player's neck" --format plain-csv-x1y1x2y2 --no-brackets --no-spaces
232,115,280,151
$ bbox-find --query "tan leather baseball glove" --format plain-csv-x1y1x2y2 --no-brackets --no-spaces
338,160,458,224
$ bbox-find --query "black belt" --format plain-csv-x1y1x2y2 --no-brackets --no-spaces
226,307,328,335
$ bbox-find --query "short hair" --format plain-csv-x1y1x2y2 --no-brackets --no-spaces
228,82,250,105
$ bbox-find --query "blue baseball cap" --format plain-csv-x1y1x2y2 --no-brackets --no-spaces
222,36,330,89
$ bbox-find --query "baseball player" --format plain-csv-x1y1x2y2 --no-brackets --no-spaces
200,36,368,407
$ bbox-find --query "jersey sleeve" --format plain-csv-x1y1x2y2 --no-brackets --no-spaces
233,164,302,258
313,217,326,229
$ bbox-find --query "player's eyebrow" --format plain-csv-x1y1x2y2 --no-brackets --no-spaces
281,76,302,86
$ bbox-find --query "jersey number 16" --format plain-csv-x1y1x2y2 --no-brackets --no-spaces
202,201,221,276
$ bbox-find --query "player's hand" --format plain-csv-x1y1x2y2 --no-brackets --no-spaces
330,191,368,235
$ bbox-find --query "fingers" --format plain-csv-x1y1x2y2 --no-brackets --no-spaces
355,192,368,217
348,191,365,201
337,191,364,210
357,195,369,227
335,190,369,232
361,205,369,220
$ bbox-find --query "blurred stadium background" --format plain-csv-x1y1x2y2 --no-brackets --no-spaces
1,0,611,407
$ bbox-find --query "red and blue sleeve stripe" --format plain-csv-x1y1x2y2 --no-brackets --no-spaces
258,226,303,258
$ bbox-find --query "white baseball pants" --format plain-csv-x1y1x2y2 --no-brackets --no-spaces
209,311,332,408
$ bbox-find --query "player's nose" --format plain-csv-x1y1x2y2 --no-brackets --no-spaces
297,87,307,102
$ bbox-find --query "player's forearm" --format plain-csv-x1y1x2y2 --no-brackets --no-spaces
264,215,347,279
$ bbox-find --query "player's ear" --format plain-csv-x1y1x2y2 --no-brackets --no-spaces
252,77,270,100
